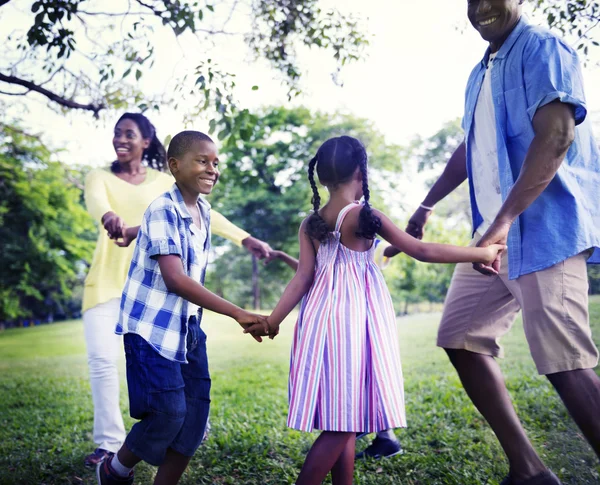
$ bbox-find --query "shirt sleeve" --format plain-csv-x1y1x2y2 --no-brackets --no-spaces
145,205,183,258
523,35,587,125
84,169,113,223
211,210,250,247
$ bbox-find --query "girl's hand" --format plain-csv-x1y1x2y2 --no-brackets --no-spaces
236,310,269,342
477,244,507,271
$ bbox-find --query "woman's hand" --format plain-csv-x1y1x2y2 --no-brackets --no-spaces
102,211,125,239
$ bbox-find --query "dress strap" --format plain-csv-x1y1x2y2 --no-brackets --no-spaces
334,201,362,232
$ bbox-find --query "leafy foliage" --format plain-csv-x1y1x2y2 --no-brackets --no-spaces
0,123,96,322
0,0,368,133
206,106,405,308
533,0,600,58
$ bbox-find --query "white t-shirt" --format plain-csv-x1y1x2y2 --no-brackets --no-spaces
187,219,209,318
470,52,502,234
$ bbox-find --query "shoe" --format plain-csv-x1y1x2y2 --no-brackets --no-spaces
356,431,370,440
96,456,134,485
500,470,562,485
355,436,403,460
84,448,112,469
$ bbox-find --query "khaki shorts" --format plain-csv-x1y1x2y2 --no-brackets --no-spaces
437,234,599,375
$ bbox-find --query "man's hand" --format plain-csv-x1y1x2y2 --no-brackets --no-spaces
473,220,511,276
406,206,433,240
242,236,273,259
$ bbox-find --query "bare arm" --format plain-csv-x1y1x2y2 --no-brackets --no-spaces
268,221,316,327
376,210,504,266
264,250,299,271
407,142,467,239
157,255,268,339
495,100,575,225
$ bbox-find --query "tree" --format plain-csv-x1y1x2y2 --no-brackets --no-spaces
205,106,406,309
533,0,600,58
0,0,368,139
0,122,96,323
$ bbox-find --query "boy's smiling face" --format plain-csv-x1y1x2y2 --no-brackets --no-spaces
170,140,220,196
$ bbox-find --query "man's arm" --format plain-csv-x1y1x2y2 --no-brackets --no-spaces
474,100,576,275
406,142,467,239
494,100,575,226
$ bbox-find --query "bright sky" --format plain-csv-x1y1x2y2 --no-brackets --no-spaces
2,0,600,170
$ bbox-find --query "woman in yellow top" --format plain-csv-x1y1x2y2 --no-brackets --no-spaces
83,113,271,468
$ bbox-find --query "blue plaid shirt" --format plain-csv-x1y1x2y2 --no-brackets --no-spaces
116,184,211,363
463,16,600,279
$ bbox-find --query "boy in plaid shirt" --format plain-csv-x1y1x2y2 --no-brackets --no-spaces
97,131,268,485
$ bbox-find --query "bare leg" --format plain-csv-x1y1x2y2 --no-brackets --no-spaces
154,448,192,485
116,443,142,469
547,368,600,459
296,431,354,485
331,434,355,485
446,349,546,481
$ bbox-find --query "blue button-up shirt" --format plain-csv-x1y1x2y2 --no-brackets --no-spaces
116,184,211,362
463,16,600,279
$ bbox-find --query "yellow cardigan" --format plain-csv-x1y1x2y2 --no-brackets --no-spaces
82,167,250,312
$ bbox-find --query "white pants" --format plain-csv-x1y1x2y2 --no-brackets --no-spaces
83,298,125,452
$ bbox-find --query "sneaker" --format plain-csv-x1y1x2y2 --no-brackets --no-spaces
96,456,134,485
500,470,562,485
355,436,403,460
84,448,112,469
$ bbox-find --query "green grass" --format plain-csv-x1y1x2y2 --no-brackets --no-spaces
1,298,600,485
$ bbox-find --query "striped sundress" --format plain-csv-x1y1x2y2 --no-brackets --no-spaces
287,202,406,433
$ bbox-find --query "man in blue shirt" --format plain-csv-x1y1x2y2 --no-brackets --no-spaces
407,1,600,484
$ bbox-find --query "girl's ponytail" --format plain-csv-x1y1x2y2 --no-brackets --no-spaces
352,140,381,240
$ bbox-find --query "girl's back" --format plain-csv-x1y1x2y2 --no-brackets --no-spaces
287,201,406,434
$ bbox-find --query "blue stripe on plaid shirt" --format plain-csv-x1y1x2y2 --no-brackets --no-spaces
116,183,211,363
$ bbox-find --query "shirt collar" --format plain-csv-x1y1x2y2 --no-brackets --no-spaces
481,15,529,66
168,183,211,220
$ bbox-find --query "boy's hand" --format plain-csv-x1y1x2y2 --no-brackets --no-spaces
235,310,269,342
243,316,279,340
114,225,137,247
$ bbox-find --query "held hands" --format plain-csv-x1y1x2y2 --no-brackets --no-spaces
406,206,433,240
473,220,511,276
242,236,273,260
102,211,125,240
243,316,280,341
234,310,270,343
114,225,137,248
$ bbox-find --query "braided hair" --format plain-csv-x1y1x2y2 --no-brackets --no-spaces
305,136,381,242
111,113,167,173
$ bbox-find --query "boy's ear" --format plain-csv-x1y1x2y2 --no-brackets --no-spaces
168,157,178,174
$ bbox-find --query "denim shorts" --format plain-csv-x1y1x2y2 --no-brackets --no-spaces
123,316,211,466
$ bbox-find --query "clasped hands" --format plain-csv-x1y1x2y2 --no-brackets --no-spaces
234,311,279,343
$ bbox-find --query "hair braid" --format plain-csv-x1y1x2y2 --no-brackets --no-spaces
355,144,381,239
306,155,330,242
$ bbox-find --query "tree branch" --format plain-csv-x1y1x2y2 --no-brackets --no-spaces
0,72,105,117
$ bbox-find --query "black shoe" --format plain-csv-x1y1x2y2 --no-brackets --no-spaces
355,431,370,440
355,436,403,460
84,448,112,469
96,456,134,485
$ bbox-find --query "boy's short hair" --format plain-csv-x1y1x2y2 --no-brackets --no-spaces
167,130,214,161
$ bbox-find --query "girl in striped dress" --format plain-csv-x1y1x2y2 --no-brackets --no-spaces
248,136,506,485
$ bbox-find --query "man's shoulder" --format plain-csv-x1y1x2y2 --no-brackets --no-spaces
517,22,576,55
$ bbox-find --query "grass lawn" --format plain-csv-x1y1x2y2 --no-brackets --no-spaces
1,298,599,485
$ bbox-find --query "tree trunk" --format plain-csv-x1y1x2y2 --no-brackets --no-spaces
252,255,261,310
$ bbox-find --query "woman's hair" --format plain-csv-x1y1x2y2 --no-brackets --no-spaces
306,135,381,243
111,113,167,172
